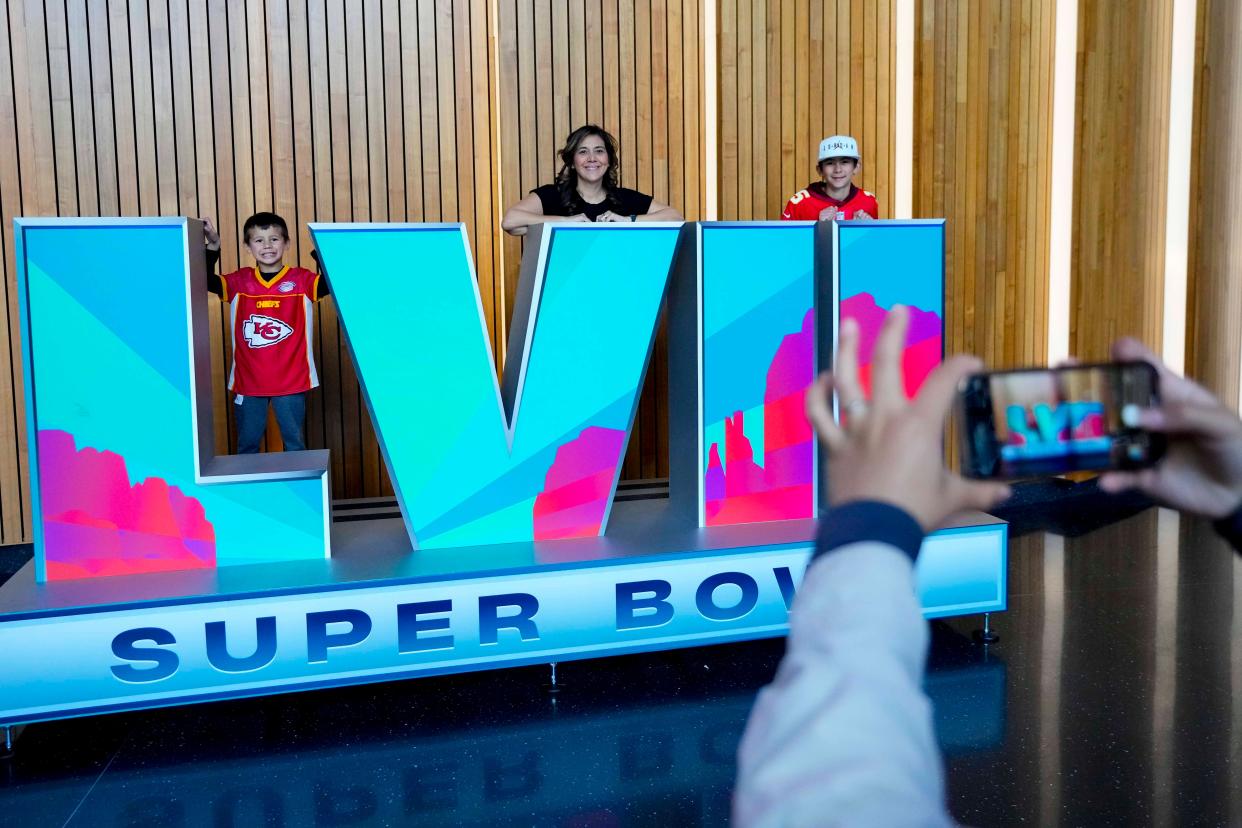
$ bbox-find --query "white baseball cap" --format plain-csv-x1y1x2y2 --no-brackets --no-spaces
818,135,860,162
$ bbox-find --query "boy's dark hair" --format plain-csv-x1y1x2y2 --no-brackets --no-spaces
242,212,289,242
817,157,860,174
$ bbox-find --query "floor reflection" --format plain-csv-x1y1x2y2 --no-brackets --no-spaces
942,509,1241,826
1,634,1006,827
2,508,1240,826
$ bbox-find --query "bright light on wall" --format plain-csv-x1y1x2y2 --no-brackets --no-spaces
704,1,719,220
893,0,915,219
1047,0,1078,364
1161,0,1198,375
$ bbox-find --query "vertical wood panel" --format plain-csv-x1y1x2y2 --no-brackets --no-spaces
1187,0,1242,409
719,0,736,217
913,0,1056,371
149,0,179,214
498,0,523,364
0,1,504,543
306,0,339,494
291,0,321,460
87,1,119,215
752,0,767,217
65,2,97,217
45,2,76,215
1071,0,1174,360
717,0,897,221
0,2,27,543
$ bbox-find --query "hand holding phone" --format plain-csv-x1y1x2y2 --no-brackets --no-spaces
1097,339,1242,520
957,362,1166,480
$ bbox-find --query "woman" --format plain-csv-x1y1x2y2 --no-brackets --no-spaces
502,125,682,235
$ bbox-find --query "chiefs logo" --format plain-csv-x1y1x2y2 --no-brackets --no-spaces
242,314,293,348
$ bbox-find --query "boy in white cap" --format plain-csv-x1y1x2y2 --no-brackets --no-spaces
781,135,879,221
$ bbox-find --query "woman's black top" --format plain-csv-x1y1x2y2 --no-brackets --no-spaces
531,184,654,222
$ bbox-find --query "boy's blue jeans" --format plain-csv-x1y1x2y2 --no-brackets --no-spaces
234,393,307,453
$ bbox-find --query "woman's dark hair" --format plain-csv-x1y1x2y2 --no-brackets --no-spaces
555,125,621,212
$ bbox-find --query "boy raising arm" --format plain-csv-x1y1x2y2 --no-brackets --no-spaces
202,213,329,454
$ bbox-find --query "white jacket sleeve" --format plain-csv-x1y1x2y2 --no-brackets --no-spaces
733,503,954,828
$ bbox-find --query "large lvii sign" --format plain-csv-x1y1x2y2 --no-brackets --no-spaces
5,217,1002,727
16,218,945,581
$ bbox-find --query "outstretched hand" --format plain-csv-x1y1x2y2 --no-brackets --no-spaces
1099,338,1242,519
806,306,1011,531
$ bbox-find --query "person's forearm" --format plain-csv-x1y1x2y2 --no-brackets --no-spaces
733,502,953,827
639,206,682,222
204,248,224,297
501,210,546,236
309,249,332,299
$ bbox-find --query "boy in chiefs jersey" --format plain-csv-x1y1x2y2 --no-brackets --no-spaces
203,213,328,454
781,135,879,221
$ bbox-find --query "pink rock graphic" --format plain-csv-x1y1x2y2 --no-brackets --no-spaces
37,430,216,580
533,426,628,540
705,309,816,524
841,292,943,399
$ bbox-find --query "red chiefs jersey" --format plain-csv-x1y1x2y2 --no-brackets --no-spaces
781,183,879,221
220,266,323,396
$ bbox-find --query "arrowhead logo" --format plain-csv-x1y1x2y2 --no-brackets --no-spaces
242,314,293,348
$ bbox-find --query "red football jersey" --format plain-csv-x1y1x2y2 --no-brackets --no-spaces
220,266,323,396
781,183,880,221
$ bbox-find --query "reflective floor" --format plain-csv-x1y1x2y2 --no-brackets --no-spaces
2,504,1240,826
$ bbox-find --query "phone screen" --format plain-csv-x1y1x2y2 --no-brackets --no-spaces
959,362,1164,479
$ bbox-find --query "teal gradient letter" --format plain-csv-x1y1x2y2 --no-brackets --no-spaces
16,218,331,582
310,222,682,549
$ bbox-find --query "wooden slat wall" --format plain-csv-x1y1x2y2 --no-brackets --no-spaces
0,3,27,546
0,0,704,543
914,0,1056,369
2,2,1240,546
1187,0,1242,410
496,1,706,481
0,1,502,543
1070,0,1174,360
717,0,895,221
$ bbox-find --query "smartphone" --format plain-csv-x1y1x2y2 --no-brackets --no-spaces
957,362,1166,480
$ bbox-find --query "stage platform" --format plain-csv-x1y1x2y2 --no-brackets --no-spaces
0,485,1006,726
